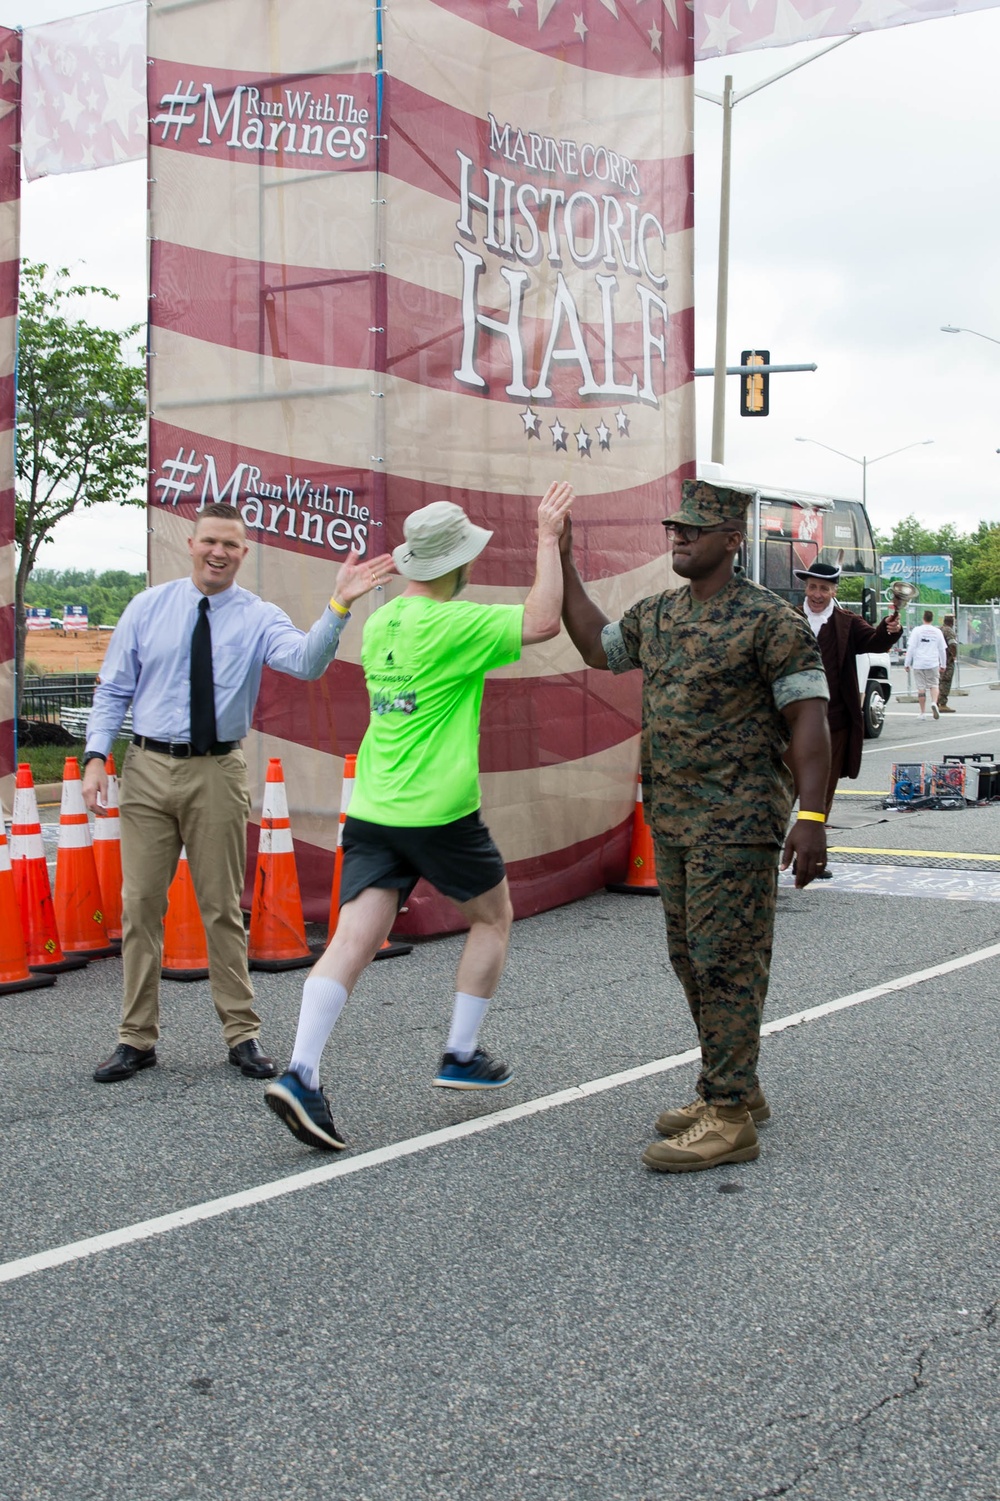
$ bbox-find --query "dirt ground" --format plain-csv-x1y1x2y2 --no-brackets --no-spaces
23,629,112,674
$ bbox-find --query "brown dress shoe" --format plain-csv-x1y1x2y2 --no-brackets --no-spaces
228,1038,278,1078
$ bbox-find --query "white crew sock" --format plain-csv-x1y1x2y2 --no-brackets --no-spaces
446,992,491,1061
289,977,349,1089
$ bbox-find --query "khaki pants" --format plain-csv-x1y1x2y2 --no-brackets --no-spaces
654,842,778,1107
117,744,259,1049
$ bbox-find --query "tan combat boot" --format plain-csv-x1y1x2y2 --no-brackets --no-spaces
654,1086,770,1137
642,1104,760,1173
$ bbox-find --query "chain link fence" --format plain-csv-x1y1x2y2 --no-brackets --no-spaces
890,601,1000,700
955,602,1000,680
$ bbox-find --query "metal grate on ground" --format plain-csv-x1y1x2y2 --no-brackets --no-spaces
827,847,1000,870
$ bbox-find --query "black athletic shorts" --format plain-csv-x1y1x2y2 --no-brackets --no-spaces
339,811,507,908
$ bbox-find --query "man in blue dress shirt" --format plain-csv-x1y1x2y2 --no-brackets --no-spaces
83,503,393,1084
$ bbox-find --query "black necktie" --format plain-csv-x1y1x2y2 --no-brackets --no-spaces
190,597,217,754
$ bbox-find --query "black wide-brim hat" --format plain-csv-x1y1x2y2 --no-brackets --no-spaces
793,561,841,582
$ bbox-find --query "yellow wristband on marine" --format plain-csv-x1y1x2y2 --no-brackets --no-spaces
329,597,350,617
797,810,826,823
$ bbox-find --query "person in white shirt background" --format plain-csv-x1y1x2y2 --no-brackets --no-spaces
903,610,948,720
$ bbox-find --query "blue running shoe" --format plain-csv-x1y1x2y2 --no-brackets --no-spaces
265,1070,346,1151
433,1048,513,1090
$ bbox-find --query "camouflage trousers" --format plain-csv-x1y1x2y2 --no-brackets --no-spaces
939,661,955,707
653,842,778,1107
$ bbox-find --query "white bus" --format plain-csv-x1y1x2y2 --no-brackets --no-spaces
702,479,891,738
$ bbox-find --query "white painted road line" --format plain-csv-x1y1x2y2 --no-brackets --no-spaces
868,724,1000,756
4,939,1000,1289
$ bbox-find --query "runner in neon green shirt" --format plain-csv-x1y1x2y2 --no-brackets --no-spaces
267,482,575,1151
350,595,523,826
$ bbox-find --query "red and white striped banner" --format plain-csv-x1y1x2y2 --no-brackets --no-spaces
147,0,692,933
0,26,19,801
695,0,1000,59
15,0,1000,184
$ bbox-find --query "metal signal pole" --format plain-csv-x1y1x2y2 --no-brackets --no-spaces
697,35,856,466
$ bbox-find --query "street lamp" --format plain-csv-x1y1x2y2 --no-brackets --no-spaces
794,437,933,509
696,34,856,465
940,324,1000,346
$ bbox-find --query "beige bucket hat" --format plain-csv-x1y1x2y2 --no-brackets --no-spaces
392,501,493,581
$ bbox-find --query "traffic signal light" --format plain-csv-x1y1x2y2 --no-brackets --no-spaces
740,349,769,416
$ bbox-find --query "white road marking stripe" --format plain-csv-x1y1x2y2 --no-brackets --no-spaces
867,724,1000,756
4,939,1000,1288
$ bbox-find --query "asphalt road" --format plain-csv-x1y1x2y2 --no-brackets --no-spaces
2,681,997,1501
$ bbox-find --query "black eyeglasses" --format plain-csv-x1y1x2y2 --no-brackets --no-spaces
661,522,742,543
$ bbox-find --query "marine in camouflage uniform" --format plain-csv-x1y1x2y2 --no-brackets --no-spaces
939,615,958,710
560,480,831,1173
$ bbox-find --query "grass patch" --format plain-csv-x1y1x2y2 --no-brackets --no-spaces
17,737,132,786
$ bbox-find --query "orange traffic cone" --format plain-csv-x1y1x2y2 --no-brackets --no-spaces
53,756,119,956
327,754,412,961
92,752,123,947
606,774,659,895
326,752,356,935
0,806,57,995
9,763,88,973
161,847,210,981
248,758,316,971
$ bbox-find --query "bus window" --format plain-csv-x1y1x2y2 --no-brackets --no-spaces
764,539,794,594
827,500,877,575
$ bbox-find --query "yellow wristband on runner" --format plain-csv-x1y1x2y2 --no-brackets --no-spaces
329,597,350,617
797,810,826,823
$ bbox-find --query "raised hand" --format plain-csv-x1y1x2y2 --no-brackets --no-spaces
332,551,397,609
537,480,575,541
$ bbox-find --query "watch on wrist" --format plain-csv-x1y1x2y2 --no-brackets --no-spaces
82,751,106,768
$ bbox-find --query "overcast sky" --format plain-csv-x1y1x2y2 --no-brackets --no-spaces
4,0,999,572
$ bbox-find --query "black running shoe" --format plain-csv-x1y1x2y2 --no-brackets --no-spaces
433,1048,513,1090
264,1071,346,1150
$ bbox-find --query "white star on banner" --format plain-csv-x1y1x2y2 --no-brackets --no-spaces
575,426,593,455
574,11,589,37
59,87,89,133
649,19,662,48
614,407,631,436
757,0,835,47
700,3,743,52
596,420,611,450
550,418,568,451
0,50,19,86
508,0,524,14
520,407,542,437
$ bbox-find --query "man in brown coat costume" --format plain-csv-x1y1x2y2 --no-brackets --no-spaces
795,561,902,830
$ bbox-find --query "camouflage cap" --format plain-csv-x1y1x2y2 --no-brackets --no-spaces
663,480,748,529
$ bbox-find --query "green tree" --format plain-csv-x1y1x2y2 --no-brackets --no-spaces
24,567,146,625
874,515,941,556
872,513,1000,604
15,262,145,708
953,528,1000,602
